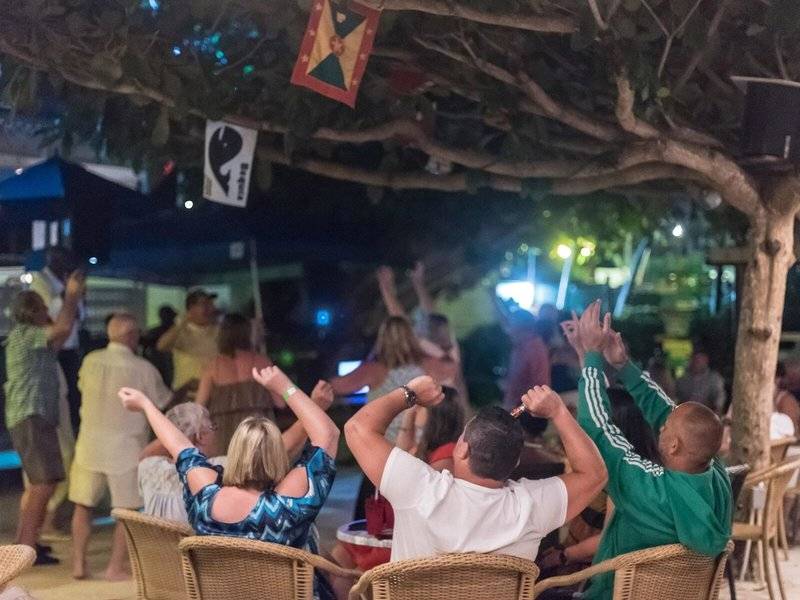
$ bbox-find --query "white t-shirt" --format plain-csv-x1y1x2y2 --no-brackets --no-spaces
379,447,568,562
771,412,795,439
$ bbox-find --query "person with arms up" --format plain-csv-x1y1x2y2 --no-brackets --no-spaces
4,272,84,564
195,313,285,452
566,302,731,600
343,375,607,565
29,247,86,433
156,289,219,392
69,313,172,580
376,264,470,406
119,366,339,599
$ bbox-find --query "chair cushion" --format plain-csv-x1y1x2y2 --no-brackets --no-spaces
732,522,760,540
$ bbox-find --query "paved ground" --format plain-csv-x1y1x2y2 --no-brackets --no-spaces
2,467,799,599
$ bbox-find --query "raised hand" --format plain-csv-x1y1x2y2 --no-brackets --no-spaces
310,380,335,410
578,301,610,353
603,329,628,370
521,385,565,419
65,270,86,299
406,375,444,407
408,261,425,287
119,387,152,412
252,365,292,394
561,311,585,357
376,265,396,290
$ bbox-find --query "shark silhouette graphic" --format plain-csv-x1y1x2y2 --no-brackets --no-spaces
208,125,243,195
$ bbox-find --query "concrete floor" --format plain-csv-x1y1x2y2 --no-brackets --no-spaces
2,468,799,600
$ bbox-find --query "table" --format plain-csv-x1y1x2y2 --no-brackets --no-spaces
336,520,392,571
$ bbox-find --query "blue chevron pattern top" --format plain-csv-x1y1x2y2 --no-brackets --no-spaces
176,444,337,599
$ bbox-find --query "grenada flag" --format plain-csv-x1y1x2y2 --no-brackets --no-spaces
290,0,380,108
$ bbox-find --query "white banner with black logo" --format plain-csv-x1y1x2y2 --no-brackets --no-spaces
203,121,258,207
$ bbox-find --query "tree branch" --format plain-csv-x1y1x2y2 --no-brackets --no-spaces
618,140,761,215
259,144,708,198
414,36,626,142
587,0,608,30
673,0,732,94
615,74,661,139
360,0,577,34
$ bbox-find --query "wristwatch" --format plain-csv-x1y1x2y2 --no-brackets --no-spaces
401,385,417,408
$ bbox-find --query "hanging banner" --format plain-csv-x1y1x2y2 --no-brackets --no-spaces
203,121,257,207
290,0,380,108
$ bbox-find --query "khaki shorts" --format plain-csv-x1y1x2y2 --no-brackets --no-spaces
68,463,142,509
9,416,65,485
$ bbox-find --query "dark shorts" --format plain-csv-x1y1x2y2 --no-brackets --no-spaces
9,415,65,484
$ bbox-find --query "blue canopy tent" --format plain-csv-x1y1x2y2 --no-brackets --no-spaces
0,156,156,266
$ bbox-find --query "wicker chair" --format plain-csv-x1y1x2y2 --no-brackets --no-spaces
348,552,539,600
533,542,732,600
0,545,35,589
732,458,800,600
179,536,361,600
112,508,193,600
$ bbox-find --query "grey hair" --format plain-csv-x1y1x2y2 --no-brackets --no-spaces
166,403,211,441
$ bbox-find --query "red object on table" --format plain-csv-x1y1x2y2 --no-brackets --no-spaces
365,493,394,536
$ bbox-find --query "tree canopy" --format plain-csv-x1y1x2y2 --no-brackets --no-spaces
2,0,797,210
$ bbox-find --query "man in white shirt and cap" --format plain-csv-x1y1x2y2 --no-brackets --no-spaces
68,313,171,580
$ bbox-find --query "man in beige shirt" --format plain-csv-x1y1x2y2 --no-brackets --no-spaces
156,289,220,390
69,313,171,580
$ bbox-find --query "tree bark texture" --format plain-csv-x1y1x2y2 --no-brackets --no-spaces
731,178,799,469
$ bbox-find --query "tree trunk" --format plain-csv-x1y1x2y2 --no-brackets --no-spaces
731,181,799,470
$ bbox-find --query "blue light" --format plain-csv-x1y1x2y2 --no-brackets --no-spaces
215,50,225,60
172,45,182,56
88,256,98,265
315,309,331,327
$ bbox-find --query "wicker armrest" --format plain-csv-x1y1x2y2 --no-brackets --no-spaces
532,544,689,595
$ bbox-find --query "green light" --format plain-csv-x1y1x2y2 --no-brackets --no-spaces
210,32,221,44
278,350,295,367
243,64,255,75
215,50,225,60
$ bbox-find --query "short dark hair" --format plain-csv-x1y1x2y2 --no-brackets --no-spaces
419,387,464,459
464,406,523,481
218,313,252,356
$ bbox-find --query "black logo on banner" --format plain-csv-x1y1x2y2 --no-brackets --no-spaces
208,125,243,195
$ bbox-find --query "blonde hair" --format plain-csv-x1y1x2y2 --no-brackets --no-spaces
223,417,290,490
166,403,211,442
375,316,425,369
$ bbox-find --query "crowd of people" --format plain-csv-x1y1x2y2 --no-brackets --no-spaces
4,247,798,599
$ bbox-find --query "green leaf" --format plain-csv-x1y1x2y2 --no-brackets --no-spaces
90,53,123,82
768,0,800,35
161,69,182,101
616,17,637,39
151,106,170,146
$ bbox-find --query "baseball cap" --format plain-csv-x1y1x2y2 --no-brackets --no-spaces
185,288,218,309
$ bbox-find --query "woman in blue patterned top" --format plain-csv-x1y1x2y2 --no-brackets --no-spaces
119,366,339,599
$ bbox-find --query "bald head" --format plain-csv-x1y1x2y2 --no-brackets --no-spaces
107,313,140,350
660,402,723,471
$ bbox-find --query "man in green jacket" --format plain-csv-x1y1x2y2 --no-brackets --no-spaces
565,302,731,599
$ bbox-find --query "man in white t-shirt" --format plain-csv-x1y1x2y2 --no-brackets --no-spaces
344,376,607,564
